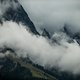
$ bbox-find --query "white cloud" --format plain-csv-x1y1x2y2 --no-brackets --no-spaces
0,21,80,74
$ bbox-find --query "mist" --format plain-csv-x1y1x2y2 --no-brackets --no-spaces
19,0,80,34
0,21,80,74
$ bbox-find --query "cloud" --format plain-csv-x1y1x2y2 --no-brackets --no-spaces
19,0,80,34
0,21,80,74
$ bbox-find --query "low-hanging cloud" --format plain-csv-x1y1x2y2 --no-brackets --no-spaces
0,21,80,74
19,0,80,34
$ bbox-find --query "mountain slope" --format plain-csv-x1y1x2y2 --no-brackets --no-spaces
0,0,39,35
42,29,51,39
0,54,57,80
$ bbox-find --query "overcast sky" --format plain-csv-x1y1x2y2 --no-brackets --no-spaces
19,0,80,34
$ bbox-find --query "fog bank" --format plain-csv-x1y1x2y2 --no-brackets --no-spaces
0,21,80,74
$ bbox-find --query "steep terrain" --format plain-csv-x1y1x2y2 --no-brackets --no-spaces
0,0,39,35
0,0,57,80
0,54,57,80
42,29,51,39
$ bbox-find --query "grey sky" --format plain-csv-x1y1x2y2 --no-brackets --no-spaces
19,0,80,34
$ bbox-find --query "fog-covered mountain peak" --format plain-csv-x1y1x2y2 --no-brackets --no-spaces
0,0,39,35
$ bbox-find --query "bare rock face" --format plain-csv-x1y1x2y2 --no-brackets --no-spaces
42,28,51,39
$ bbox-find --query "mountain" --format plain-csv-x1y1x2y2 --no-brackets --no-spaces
63,24,80,44
0,0,57,80
0,0,39,35
63,24,74,37
42,29,51,39
0,0,80,80
0,54,57,80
